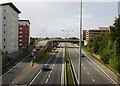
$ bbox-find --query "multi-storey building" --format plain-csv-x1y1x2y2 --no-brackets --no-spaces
0,2,21,53
82,30,87,40
18,20,30,48
86,30,110,40
99,27,110,30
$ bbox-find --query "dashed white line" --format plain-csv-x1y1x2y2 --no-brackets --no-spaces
45,78,49,84
87,72,89,75
48,74,51,78
92,79,95,82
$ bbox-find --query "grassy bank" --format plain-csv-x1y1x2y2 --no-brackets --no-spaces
34,48,52,63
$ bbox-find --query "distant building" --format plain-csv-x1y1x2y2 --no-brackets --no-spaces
99,27,110,30
0,3,21,53
82,30,87,40
86,30,110,40
18,20,30,48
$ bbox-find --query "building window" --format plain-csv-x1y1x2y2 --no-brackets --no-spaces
4,39,5,41
19,44,22,46
20,27,22,30
4,9,6,12
4,46,5,48
4,31,5,33
4,24,6,26
4,17,6,19
19,40,22,42
26,24,27,25
20,35,22,38
20,31,22,34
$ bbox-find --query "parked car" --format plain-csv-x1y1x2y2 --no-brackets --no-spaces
42,65,51,71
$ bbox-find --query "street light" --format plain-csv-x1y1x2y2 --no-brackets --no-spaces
78,0,82,86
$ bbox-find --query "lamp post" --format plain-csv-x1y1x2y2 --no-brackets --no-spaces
78,0,82,86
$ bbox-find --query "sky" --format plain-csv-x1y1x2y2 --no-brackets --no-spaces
0,0,120,38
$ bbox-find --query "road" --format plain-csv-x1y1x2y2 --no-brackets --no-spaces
66,42,118,85
1,43,65,86
29,43,64,85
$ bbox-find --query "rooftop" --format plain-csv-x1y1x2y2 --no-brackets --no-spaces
0,2,21,13
19,20,31,24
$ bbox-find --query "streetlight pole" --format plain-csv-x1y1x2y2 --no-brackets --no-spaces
78,0,82,86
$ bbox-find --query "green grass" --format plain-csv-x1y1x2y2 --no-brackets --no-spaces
65,47,74,85
34,48,52,63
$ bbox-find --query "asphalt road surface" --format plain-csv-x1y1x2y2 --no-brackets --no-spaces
1,43,65,86
66,42,118,86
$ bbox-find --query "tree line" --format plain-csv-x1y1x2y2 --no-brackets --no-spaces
86,16,120,73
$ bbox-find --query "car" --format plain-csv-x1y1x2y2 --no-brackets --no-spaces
42,65,51,71
53,47,57,50
30,52,35,57
81,54,84,57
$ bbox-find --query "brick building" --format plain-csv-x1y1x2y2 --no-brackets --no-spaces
18,20,30,48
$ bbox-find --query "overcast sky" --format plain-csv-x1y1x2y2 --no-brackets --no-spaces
0,0,120,38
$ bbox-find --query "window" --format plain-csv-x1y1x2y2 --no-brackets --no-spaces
4,39,5,41
20,31,22,34
4,9,6,12
4,46,5,48
19,35,22,38
4,17,6,19
20,27,22,30
4,24,6,26
4,31,5,33
26,24,27,25
19,40,22,42
19,44,22,46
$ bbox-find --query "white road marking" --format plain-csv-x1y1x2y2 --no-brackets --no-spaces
48,74,51,78
45,78,49,84
87,72,89,75
81,64,83,65
82,51,118,85
0,54,30,78
50,70,52,73
83,68,86,70
92,79,95,82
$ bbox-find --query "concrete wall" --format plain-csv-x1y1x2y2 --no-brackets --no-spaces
1,5,19,53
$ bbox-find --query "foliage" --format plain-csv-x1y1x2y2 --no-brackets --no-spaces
86,16,120,73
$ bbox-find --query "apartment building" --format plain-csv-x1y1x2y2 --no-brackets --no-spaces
86,30,110,40
0,3,21,53
82,30,87,40
18,20,30,48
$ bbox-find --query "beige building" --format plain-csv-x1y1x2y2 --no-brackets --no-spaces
86,30,110,40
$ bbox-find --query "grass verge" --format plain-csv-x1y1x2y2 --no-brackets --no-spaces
65,47,74,85
82,47,120,77
34,48,52,63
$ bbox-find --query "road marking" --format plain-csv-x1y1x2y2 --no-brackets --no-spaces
81,64,83,65
45,78,49,84
92,79,95,82
48,74,51,78
87,72,89,75
0,54,30,78
50,70,52,73
28,49,58,86
82,51,118,85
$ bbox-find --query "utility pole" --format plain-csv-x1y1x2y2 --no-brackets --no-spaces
78,0,82,86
